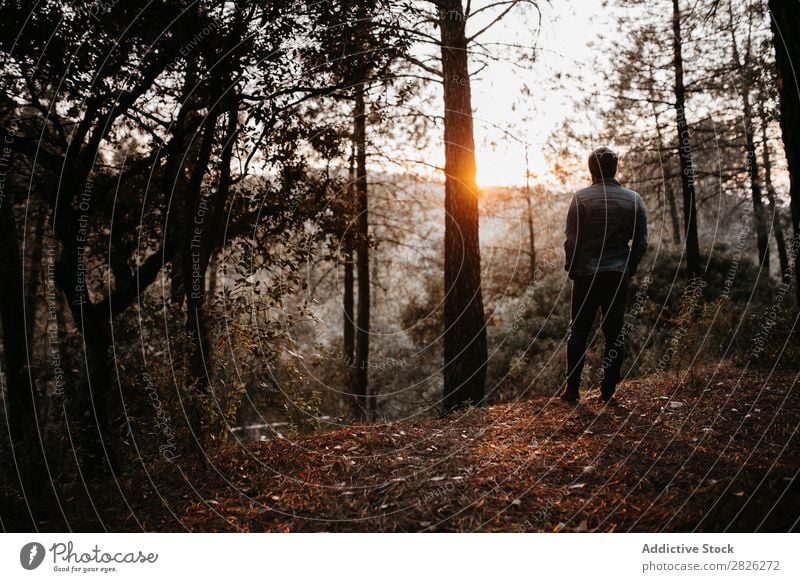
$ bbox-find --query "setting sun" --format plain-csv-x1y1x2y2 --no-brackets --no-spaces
475,143,548,188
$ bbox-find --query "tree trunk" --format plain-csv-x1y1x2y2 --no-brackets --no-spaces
1,204,66,529
769,0,800,304
652,104,682,245
728,5,770,271
177,97,225,452
56,235,115,468
353,87,371,419
343,150,355,377
343,246,355,367
647,64,681,245
759,99,790,279
24,201,46,341
438,0,488,412
671,0,702,277
742,93,770,271
81,316,114,466
666,180,682,245
167,57,202,306
524,145,536,283
183,88,238,445
526,194,536,283
49,173,118,468
207,250,219,298
0,208,36,474
182,113,217,403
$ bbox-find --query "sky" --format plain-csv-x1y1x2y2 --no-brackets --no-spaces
466,0,609,187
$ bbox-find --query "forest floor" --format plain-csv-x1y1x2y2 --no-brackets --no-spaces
34,365,800,531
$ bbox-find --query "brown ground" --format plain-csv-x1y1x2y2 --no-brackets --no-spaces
54,365,800,531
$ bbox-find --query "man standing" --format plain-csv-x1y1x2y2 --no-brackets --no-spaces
562,147,648,404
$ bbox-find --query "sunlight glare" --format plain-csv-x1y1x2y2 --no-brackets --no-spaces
475,145,547,188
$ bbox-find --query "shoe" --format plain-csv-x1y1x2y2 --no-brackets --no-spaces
560,386,580,403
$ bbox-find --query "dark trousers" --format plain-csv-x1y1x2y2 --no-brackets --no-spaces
566,271,628,393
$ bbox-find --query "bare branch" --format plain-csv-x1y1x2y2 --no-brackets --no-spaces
467,0,538,44
404,54,444,77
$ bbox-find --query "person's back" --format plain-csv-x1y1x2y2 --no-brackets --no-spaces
565,171,647,279
562,147,648,404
